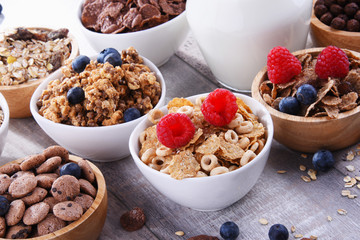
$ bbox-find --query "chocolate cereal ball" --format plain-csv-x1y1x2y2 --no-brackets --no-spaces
336,0,347,6
331,16,346,29
347,18,360,31
337,13,349,21
330,4,344,15
315,4,329,17
316,0,326,6
321,12,334,25
350,0,360,4
324,0,336,7
354,10,360,21
344,2,359,17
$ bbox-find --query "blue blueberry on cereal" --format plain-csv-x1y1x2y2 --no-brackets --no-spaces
67,87,85,105
72,55,90,73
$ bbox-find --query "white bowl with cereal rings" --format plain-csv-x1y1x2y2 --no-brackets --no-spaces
0,92,10,157
129,91,274,211
30,48,166,162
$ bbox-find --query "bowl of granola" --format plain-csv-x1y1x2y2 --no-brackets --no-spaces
0,27,79,118
129,89,274,211
76,0,189,66
251,46,360,153
0,92,10,157
30,47,165,162
0,146,107,239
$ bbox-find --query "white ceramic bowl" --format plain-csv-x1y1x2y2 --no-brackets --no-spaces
76,1,189,67
30,56,166,162
129,93,274,211
0,92,10,157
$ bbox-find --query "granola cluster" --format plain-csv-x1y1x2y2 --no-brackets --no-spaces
37,47,161,127
81,0,186,34
0,28,72,86
139,96,266,180
260,51,360,118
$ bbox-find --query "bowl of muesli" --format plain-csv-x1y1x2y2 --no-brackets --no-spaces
30,47,165,162
129,89,274,211
251,46,360,153
0,27,79,118
0,92,10,157
76,0,189,66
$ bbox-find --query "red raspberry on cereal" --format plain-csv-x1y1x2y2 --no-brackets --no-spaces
267,46,302,84
156,113,196,149
315,46,350,79
201,88,238,127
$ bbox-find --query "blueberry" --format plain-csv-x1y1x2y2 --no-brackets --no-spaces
72,55,90,73
279,96,300,115
0,4,3,15
104,52,122,67
97,48,121,63
60,162,81,178
220,221,239,240
296,84,317,105
123,108,141,122
67,87,85,105
268,224,289,240
0,196,10,216
312,149,335,172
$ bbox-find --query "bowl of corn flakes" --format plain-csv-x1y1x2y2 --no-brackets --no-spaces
251,46,360,153
129,89,273,211
76,0,189,66
0,92,10,157
0,27,79,118
30,47,166,162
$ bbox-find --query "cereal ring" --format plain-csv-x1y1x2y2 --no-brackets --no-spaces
147,109,164,124
249,142,259,152
20,154,46,171
5,200,25,226
36,156,62,174
177,105,194,118
159,165,170,174
227,113,244,129
201,155,218,172
255,138,265,155
195,96,206,106
238,137,250,149
0,174,11,195
209,166,229,176
43,145,69,162
240,150,256,166
141,148,156,164
224,130,238,144
151,156,166,169
235,121,253,134
228,165,238,171
156,146,172,157
196,171,207,177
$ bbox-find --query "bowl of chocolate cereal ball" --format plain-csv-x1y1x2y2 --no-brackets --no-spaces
0,92,10,157
251,46,360,153
0,145,107,239
30,47,165,162
0,27,79,118
76,0,189,66
310,0,360,52
129,89,274,211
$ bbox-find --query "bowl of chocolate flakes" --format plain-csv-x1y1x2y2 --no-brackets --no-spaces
252,46,360,153
77,0,189,67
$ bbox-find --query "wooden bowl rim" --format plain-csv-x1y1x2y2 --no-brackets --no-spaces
0,27,79,91
1,154,106,240
310,0,360,37
251,47,360,123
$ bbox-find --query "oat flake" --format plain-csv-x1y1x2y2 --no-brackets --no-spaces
299,165,306,171
259,218,268,225
175,231,185,236
327,216,333,222
294,234,303,238
291,225,296,233
346,151,355,161
277,170,287,174
344,176,352,182
301,175,311,182
345,165,355,172
341,190,351,196
337,209,347,215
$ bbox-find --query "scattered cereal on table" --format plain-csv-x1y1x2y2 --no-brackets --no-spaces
277,170,287,174
258,218,268,225
327,216,332,222
291,225,296,233
294,234,303,238
299,165,306,171
175,231,185,236
345,165,355,172
301,175,311,183
337,209,347,215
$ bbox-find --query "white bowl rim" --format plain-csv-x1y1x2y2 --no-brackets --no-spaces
0,92,10,134
30,55,166,131
77,0,187,37
129,92,274,182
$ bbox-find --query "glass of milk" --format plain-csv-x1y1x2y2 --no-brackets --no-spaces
186,0,313,92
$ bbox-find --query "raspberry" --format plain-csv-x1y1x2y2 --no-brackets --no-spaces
156,113,195,149
201,88,238,127
267,46,302,84
315,46,349,79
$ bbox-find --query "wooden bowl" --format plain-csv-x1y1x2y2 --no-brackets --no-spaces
1,154,107,240
251,48,360,153
0,28,79,118
310,0,360,52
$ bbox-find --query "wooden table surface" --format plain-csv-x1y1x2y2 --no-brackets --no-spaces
1,1,360,240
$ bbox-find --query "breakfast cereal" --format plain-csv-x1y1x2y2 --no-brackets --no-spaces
260,50,360,119
0,106,3,127
0,145,98,238
37,47,161,127
139,92,267,180
0,28,72,86
81,0,186,34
